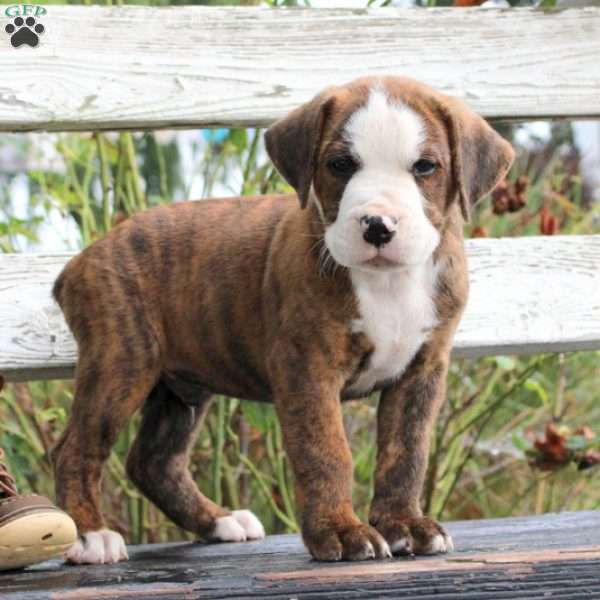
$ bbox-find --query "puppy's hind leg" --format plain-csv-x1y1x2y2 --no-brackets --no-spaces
126,381,265,543
52,349,162,565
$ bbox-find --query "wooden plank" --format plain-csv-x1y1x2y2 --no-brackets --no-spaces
2,511,600,599
0,234,598,382
0,254,75,382
455,235,600,358
0,6,599,132
259,547,600,581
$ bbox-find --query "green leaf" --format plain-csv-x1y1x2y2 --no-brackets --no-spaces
241,401,276,434
494,356,517,371
524,378,548,406
38,407,66,422
228,129,248,153
512,433,527,452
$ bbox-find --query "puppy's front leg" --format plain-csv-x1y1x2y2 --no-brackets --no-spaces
270,355,390,562
369,346,453,556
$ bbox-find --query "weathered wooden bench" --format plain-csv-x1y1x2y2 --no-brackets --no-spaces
1,5,599,598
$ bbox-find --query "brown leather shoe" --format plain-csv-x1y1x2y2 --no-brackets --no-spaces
0,448,77,571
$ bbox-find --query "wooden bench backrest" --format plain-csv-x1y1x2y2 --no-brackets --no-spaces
0,6,599,382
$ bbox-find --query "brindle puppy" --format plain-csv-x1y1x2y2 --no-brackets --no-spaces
52,76,513,564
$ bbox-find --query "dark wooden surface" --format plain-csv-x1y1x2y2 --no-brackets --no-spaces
3,511,600,599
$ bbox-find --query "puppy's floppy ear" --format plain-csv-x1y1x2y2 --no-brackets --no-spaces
265,88,336,209
442,99,515,222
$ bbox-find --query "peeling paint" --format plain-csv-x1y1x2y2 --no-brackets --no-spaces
255,85,290,99
79,95,98,113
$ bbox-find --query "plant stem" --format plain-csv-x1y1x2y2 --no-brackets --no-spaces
96,133,112,232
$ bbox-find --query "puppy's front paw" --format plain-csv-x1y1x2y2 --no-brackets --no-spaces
211,509,265,543
66,529,128,564
304,522,391,562
371,515,453,556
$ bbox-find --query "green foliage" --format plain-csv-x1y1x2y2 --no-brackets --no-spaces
1,119,598,544
0,126,300,542
1,0,600,532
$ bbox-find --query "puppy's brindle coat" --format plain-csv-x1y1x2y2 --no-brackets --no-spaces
52,76,514,564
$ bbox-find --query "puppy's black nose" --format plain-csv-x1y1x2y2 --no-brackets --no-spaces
361,216,396,248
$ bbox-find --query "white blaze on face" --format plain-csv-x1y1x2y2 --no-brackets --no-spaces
324,87,440,271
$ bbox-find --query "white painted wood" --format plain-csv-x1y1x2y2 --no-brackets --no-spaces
0,253,76,382
0,235,598,382
0,6,599,132
455,236,600,359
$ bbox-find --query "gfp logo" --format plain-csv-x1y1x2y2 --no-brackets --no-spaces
4,4,46,48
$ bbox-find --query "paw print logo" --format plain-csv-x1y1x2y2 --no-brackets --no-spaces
5,16,44,48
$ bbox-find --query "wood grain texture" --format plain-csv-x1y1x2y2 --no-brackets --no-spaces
456,235,600,358
0,253,75,382
3,511,600,599
0,6,599,132
0,234,598,382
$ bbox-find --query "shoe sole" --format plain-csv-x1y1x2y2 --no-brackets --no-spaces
0,510,77,571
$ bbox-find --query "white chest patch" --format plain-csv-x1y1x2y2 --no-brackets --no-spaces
347,260,440,396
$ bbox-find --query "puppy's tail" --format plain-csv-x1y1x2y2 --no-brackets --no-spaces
51,257,83,338
52,255,80,312
52,269,67,308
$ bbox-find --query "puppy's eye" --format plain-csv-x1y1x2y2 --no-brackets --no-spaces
327,156,357,177
412,159,438,177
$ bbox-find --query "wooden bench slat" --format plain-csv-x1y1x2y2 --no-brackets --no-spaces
0,6,599,132
3,511,600,599
1,234,598,382
456,235,600,358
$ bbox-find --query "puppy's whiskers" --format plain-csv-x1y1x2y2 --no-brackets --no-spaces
315,238,340,279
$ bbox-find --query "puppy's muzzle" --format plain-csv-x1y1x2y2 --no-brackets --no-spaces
360,215,397,248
